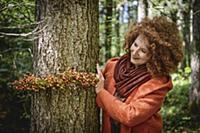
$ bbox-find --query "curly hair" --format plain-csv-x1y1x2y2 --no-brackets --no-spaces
124,16,183,76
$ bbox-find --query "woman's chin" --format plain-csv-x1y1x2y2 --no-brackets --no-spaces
131,60,145,66
131,59,139,65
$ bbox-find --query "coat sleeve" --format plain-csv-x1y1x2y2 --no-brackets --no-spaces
96,58,118,108
96,62,108,108
96,78,172,127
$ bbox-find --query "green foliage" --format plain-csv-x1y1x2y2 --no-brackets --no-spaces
0,0,35,26
162,67,200,132
150,0,179,21
0,0,35,81
0,0,35,132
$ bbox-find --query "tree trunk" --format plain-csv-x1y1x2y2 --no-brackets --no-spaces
147,0,153,18
189,0,200,123
114,1,121,57
31,0,99,133
137,0,148,22
178,0,191,69
105,0,113,60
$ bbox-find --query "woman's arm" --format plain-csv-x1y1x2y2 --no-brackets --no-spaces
97,78,171,127
96,58,118,108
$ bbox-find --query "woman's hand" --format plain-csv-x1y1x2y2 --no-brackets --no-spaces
96,64,105,94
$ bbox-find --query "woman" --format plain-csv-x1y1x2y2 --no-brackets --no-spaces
95,16,183,133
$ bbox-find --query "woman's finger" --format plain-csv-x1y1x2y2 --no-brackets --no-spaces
96,64,104,80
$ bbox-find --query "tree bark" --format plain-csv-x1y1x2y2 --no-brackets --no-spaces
189,0,200,122
105,0,113,60
137,0,148,22
114,1,121,57
178,0,191,69
31,0,99,133
147,0,153,18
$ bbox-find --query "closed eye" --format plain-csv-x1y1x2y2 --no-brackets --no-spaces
134,42,138,47
141,49,147,53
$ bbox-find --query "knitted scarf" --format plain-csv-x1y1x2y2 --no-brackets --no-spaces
114,54,152,100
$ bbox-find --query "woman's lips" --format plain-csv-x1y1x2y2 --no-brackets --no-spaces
132,57,139,60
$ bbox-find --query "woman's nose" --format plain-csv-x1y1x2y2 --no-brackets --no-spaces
132,47,139,55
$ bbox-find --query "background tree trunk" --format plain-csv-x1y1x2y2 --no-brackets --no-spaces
189,0,200,123
137,0,148,22
114,1,121,57
178,0,191,69
147,0,153,18
31,0,99,133
105,0,113,60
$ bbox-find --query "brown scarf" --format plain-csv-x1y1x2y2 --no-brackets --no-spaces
114,54,152,100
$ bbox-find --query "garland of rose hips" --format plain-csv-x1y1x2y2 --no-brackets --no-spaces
12,69,98,91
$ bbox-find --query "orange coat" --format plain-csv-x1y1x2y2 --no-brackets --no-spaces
96,58,173,133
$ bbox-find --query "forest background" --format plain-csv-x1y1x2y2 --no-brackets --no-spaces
0,0,200,133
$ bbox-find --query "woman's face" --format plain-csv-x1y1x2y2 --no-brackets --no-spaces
130,34,151,66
